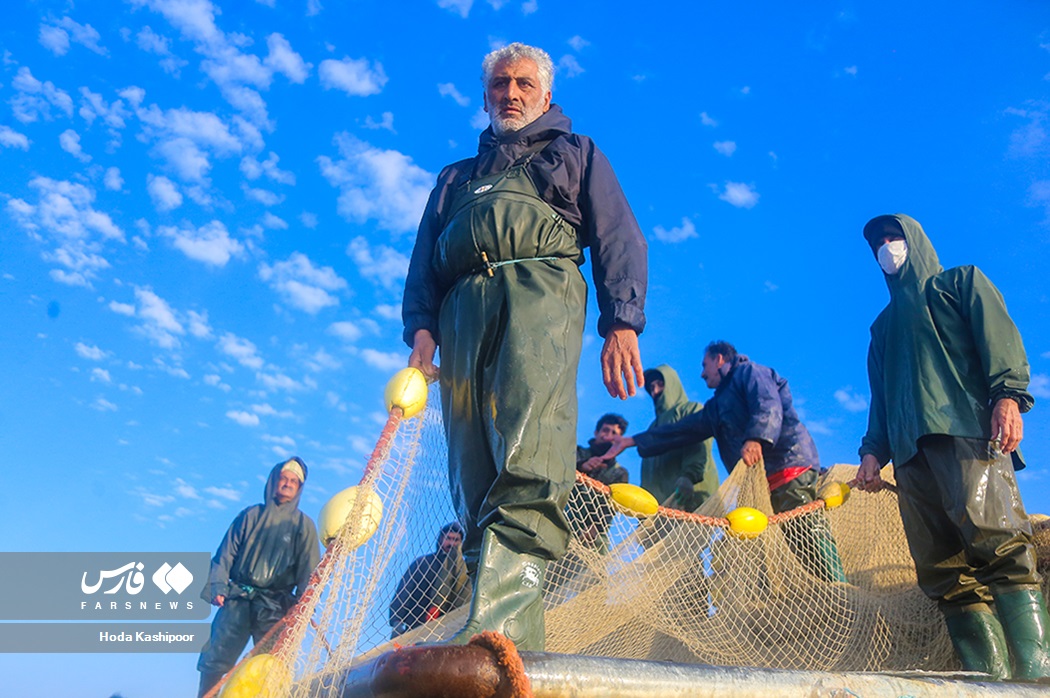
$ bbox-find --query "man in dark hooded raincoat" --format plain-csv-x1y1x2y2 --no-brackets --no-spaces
196,457,320,696
402,42,646,651
605,341,848,584
641,364,718,511
388,522,471,636
856,214,1049,681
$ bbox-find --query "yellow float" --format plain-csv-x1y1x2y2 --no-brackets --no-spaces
819,481,851,510
726,506,768,539
219,654,290,698
609,483,660,518
318,485,383,547
384,367,428,418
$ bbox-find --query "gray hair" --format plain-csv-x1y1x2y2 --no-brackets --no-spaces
481,42,554,94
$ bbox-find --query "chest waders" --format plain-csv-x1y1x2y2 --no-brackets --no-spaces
434,144,585,651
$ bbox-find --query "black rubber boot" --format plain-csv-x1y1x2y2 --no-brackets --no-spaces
446,527,547,651
943,604,1011,680
995,588,1050,682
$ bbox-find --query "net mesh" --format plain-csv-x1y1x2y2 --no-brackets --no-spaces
233,388,1050,697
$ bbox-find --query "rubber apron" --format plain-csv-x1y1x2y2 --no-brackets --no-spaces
433,143,586,568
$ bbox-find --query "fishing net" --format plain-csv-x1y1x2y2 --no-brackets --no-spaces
218,387,1050,697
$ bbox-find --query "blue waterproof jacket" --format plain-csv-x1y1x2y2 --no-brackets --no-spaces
633,355,819,477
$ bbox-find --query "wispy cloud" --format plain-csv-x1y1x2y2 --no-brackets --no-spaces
1030,374,1050,399
717,181,759,209
227,410,261,427
652,217,698,244
713,140,736,157
10,67,73,123
438,83,470,107
39,16,107,56
158,221,244,267
0,125,30,150
834,386,868,412
258,252,349,313
217,332,264,369
346,236,409,290
360,348,404,372
319,56,388,96
147,174,183,211
318,133,434,234
437,0,473,18
75,342,110,361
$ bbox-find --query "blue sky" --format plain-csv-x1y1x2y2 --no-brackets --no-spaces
2,1,1049,695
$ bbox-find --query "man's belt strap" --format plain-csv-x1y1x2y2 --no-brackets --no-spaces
477,252,564,277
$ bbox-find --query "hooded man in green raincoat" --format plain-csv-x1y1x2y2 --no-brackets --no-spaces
642,365,718,511
856,213,1049,682
402,43,646,651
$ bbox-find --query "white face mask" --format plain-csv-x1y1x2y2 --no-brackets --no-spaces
877,239,908,275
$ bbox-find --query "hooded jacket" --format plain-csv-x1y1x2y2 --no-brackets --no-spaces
389,522,471,634
201,458,320,604
640,365,717,504
859,214,1033,468
634,355,819,478
403,104,647,346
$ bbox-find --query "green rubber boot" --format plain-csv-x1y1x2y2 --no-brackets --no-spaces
995,588,1050,681
943,604,1011,680
446,527,547,651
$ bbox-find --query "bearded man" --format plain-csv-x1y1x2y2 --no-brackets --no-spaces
402,42,647,650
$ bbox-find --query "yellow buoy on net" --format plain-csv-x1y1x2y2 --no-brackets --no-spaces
726,506,768,539
219,654,290,698
609,483,660,518
819,481,851,510
318,485,383,547
384,367,428,419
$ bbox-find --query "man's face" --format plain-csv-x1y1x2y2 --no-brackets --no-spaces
701,353,725,390
871,225,906,254
439,530,463,553
645,378,665,399
274,471,301,504
484,58,551,135
594,422,623,444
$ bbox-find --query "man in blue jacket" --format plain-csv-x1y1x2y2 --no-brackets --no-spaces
402,42,647,651
605,340,847,583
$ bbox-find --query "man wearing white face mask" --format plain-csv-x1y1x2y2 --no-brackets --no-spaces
855,214,1049,682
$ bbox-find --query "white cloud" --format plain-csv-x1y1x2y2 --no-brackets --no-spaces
700,111,718,127
204,485,241,501
147,174,183,211
360,348,405,372
299,212,318,229
39,17,106,56
91,397,118,412
159,221,244,267
240,151,295,185
261,212,288,230
10,67,74,123
438,0,473,17
243,185,284,206
718,181,759,209
217,332,264,369
346,236,409,290
6,177,124,287
265,33,311,83
522,0,538,15
227,410,261,427
713,140,736,157
652,217,698,244
104,167,124,191
59,129,91,162
438,83,470,107
259,252,348,313
256,371,311,392
319,56,388,96
78,88,130,129
568,35,590,52
558,55,584,78
136,102,244,182
834,387,868,412
132,286,185,348
363,112,395,132
91,367,112,383
136,25,188,77
318,133,434,234
203,374,231,392
1030,374,1050,399
328,320,363,342
0,125,30,150
109,301,136,316
75,342,109,360
375,304,400,321
844,65,858,76
307,0,323,16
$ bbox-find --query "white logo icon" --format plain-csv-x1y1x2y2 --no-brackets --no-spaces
473,184,493,194
521,562,541,589
81,562,146,595
152,562,194,595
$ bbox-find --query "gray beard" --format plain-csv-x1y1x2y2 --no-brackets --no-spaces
490,105,544,136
